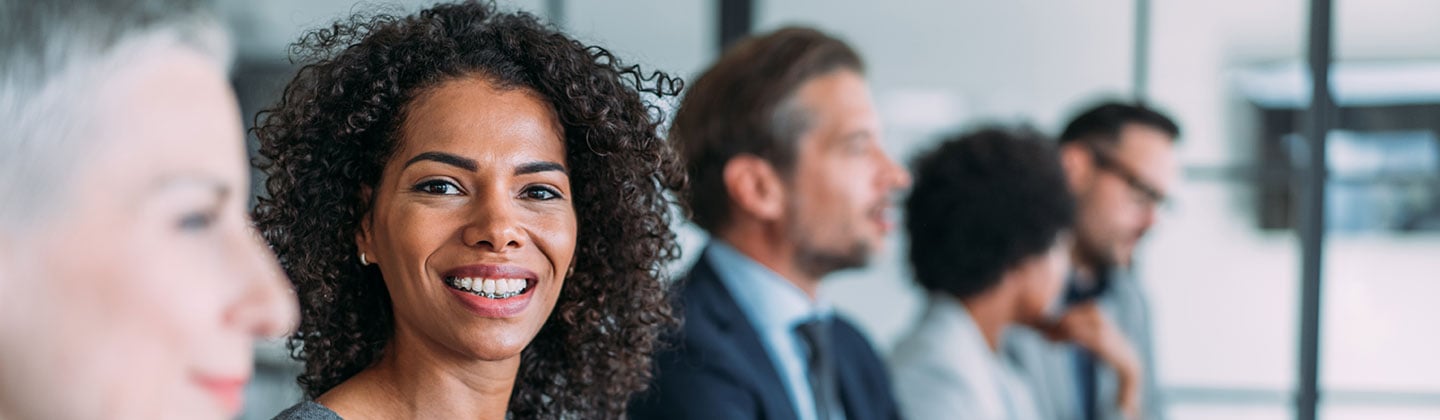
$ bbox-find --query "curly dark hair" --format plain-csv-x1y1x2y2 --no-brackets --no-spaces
905,127,1075,299
250,1,684,417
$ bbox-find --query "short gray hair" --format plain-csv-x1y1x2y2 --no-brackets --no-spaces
0,0,232,233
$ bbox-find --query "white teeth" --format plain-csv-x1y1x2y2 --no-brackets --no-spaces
449,276,527,298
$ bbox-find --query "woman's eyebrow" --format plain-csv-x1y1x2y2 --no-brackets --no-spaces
148,175,229,199
403,151,478,172
136,175,229,211
515,161,566,176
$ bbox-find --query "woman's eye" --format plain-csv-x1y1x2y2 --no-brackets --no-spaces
522,186,561,201
178,210,216,232
414,180,462,195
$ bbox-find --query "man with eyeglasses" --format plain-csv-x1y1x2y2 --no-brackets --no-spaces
1004,102,1180,420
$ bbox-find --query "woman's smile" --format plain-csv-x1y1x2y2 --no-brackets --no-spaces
440,264,539,318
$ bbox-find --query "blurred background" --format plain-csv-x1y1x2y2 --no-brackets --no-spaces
225,1,1440,419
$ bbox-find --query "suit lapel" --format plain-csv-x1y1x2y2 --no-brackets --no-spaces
686,254,801,420
834,322,880,420
835,345,864,419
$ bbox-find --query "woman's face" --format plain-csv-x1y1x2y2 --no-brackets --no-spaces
1016,233,1074,324
359,77,575,363
0,50,297,420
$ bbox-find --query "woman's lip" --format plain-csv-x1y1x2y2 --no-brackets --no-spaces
442,264,539,281
193,374,248,413
446,282,535,318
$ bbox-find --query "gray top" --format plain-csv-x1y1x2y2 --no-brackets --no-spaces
891,294,1043,420
272,401,342,420
1003,270,1167,420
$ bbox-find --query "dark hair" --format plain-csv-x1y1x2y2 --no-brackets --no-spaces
1058,101,1181,146
905,127,1075,299
250,2,684,417
671,26,863,232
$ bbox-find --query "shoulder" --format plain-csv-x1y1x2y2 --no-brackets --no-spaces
888,318,948,373
647,261,743,373
665,260,738,347
888,316,985,394
272,401,343,420
665,279,713,337
893,370,983,420
1002,325,1066,367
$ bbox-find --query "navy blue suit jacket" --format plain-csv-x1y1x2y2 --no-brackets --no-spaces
629,254,904,420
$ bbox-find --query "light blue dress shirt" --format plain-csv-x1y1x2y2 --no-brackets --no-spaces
706,241,833,420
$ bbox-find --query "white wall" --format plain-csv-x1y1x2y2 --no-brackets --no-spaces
563,0,713,79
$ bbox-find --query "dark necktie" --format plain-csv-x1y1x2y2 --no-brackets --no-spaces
1076,347,1099,420
1064,269,1105,420
795,318,845,420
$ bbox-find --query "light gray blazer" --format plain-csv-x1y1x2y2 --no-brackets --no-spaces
890,294,1044,420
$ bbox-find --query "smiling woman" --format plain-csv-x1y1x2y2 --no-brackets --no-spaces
251,1,684,419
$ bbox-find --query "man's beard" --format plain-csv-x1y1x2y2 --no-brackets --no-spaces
785,204,871,280
1068,231,1120,302
1074,226,1123,273
793,236,869,280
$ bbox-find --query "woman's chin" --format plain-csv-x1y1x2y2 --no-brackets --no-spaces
454,330,535,362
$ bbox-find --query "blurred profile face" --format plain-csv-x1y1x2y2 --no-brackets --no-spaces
0,49,297,420
783,70,912,277
357,77,575,365
1069,124,1177,269
1014,233,1074,324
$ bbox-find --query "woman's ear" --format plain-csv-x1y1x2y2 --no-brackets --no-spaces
722,154,786,222
355,184,376,265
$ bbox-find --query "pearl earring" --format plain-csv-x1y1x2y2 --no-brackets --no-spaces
360,252,370,266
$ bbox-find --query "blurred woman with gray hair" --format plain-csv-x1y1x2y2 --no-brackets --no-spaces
0,0,297,418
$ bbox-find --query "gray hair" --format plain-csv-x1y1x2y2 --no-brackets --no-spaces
0,0,232,234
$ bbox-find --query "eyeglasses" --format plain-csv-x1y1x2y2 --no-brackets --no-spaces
1086,144,1168,208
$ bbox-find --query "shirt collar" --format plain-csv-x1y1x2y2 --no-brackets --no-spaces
705,240,831,333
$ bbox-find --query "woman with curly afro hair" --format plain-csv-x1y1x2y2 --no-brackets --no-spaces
255,1,684,418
